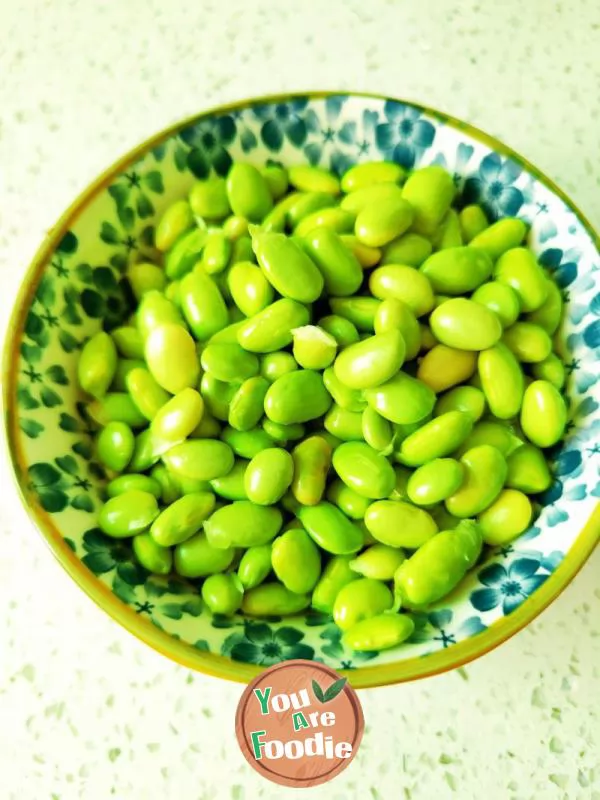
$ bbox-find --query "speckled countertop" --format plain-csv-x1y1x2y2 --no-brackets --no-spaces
1,1,599,798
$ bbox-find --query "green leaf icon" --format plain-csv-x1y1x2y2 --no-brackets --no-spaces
323,677,347,702
311,679,325,703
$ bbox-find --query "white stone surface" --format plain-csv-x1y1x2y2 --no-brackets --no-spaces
1,1,599,798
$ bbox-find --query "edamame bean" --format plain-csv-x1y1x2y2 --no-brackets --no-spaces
244,448,294,505
365,372,436,424
136,291,184,342
107,473,162,499
201,342,259,383
226,163,273,222
502,322,552,363
204,500,282,548
301,227,363,296
456,420,522,457
150,492,216,546
532,353,566,389
396,411,473,466
202,573,243,615
96,421,135,472
180,270,229,341
292,325,337,369
133,533,173,574
126,367,171,421
388,466,412,501
291,436,331,506
322,367,367,412
111,326,145,360
434,385,486,421
145,324,200,394
361,406,394,451
150,465,182,504
364,500,438,548
272,528,321,593
242,583,310,616
329,296,380,331
237,544,272,589
435,209,463,249
201,230,232,275
369,265,435,317
209,459,248,500
311,556,358,614
350,545,405,581
237,298,309,353
151,388,204,444
478,489,533,545
478,342,524,419
164,227,208,280
78,332,117,398
288,165,340,195
495,248,549,312
326,479,371,520
264,370,332,424
394,520,482,607
506,444,552,492
324,405,364,441
174,533,235,578
112,358,145,392
520,380,567,447
421,247,493,294
407,459,464,505
228,376,269,431
334,330,406,390
200,373,237,421
287,192,336,227
373,299,420,360
223,215,249,240
339,234,382,268
260,351,299,382
221,426,275,458
468,217,526,260
250,226,324,303
333,441,396,499
471,281,521,328
343,614,414,652
87,393,148,429
381,232,432,266
458,205,488,242
525,279,563,334
262,419,305,443
128,262,166,301
430,298,502,350
401,165,455,235
99,490,159,538
227,260,274,317
355,197,414,247
318,315,360,347
190,177,231,220
128,429,169,472
341,161,404,193
445,445,507,517
155,200,194,251
417,345,477,393
297,502,364,555
295,207,355,237
162,440,234,481
333,578,393,631
261,165,289,200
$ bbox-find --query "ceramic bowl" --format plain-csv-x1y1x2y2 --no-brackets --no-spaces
4,93,599,688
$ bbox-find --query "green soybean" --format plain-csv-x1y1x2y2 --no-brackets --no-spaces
202,573,243,615
244,448,294,505
430,298,502,350
228,376,269,431
311,556,358,614
333,578,393,631
350,544,406,581
381,232,432,266
417,345,477,393
151,388,204,444
127,262,166,301
155,200,194,251
107,473,162,499
369,265,435,317
373,299,420,360
326,479,371,520
469,217,526,260
502,322,552,363
180,270,229,341
164,227,208,280
478,343,524,419
292,325,337,370
322,367,367,412
341,161,404,193
506,444,552,492
532,353,566,389
78,332,117,398
126,367,170,421
174,532,235,576
520,380,567,447
297,502,364,555
495,248,549,312
132,532,173,575
201,342,259,383
343,613,415,652
407,459,464,505
242,583,310,616
525,279,563,334
226,163,273,222
435,385,486,421
228,260,274,317
365,372,436,425
204,500,282,548
150,492,216,546
361,406,394,452
364,500,438,548
456,420,522,458
334,330,405,390
87,393,148,429
472,281,521,328
288,165,340,195
237,544,272,589
238,298,310,353
421,247,493,294
272,528,321,593
459,205,488,242
99,490,159,538
260,351,299,382
190,177,231,220
301,227,363,296
329,296,380,331
401,165,455,235
221,426,275,459
261,165,289,200
291,436,332,506
209,459,248,500
250,226,324,303
162,440,234,481
264,369,332,424
332,441,396,499
111,327,145,360
445,445,507,517
478,488,533,545
355,197,414,248
96,422,135,472
144,323,200,394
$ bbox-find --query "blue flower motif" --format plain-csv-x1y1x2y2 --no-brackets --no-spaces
179,115,236,177
431,142,475,187
471,558,549,614
462,152,524,219
253,98,318,151
408,608,486,647
375,101,436,168
303,96,357,175
539,247,580,289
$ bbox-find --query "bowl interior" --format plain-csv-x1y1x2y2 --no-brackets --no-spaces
5,93,600,685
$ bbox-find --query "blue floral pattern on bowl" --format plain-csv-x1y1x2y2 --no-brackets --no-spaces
6,94,599,679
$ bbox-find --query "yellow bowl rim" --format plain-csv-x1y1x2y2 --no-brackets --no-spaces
3,90,599,689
